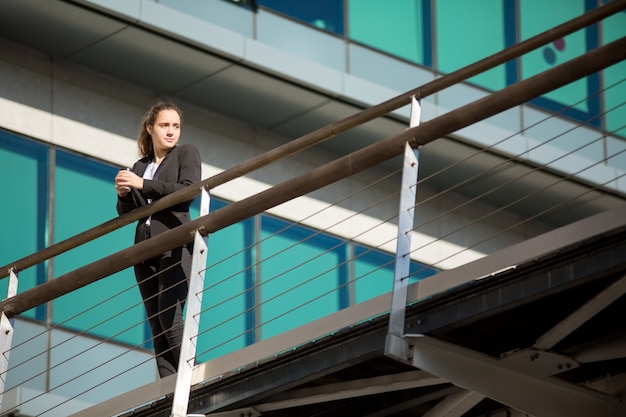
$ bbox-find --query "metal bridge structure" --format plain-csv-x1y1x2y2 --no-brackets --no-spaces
1,1,626,416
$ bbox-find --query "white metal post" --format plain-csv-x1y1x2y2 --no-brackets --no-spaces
387,142,419,338
386,97,420,359
0,268,19,408
171,188,210,417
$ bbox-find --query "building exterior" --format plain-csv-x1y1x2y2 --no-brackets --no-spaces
0,1,624,415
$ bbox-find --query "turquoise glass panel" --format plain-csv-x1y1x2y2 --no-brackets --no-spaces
435,0,509,90
353,245,438,304
353,245,394,303
259,216,348,339
0,132,48,320
348,0,429,66
51,151,144,347
602,7,626,138
194,199,256,362
519,0,589,113
409,261,438,282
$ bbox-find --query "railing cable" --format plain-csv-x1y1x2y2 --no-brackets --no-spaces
1,0,623,281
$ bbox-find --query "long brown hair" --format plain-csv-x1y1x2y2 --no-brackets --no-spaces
137,101,183,158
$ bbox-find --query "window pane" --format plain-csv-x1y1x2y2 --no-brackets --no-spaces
196,199,256,362
409,260,439,282
0,132,48,320
259,216,348,339
353,245,394,303
519,0,599,124
436,0,510,90
353,245,438,304
52,151,144,347
602,7,626,138
349,0,430,66
258,0,344,35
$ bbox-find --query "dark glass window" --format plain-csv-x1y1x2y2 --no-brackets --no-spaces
222,0,256,9
258,0,345,35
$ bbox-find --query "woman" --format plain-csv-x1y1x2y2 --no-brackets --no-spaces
115,101,202,378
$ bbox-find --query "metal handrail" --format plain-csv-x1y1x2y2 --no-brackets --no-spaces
2,35,625,317
1,0,623,280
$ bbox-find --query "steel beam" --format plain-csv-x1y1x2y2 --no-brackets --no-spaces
406,206,626,334
254,370,446,412
360,386,459,417
407,335,623,417
186,329,388,415
422,389,484,417
70,206,626,417
534,273,626,350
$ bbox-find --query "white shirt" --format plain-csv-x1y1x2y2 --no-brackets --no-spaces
143,162,158,226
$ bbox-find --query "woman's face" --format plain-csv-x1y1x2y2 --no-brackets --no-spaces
147,109,181,156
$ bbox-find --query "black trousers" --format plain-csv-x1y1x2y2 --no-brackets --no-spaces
134,229,192,378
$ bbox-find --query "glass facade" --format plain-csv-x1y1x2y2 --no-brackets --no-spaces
195,199,256,361
435,0,513,90
0,131,437,362
258,216,350,340
602,5,626,137
349,0,431,67
51,151,145,346
519,0,601,126
218,0,626,136
0,131,48,321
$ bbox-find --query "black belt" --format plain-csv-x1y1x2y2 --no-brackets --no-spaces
145,224,151,238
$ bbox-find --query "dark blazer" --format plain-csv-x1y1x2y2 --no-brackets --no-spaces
116,143,202,243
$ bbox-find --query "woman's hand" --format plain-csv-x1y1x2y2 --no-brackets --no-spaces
115,169,143,196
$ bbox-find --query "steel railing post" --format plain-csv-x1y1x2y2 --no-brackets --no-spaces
386,97,421,359
0,268,19,408
171,189,210,417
